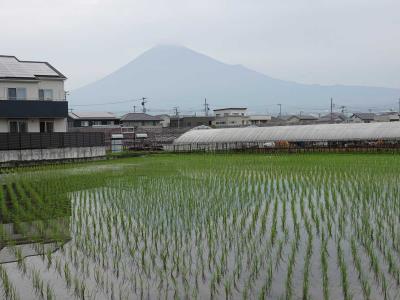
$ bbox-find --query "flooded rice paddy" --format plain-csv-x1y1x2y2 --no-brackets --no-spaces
1,154,400,299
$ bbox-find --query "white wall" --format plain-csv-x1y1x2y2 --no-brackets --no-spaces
212,115,249,127
0,81,39,100
28,119,40,132
0,119,8,132
0,118,67,133
54,118,67,132
214,109,247,117
37,80,65,100
0,79,65,101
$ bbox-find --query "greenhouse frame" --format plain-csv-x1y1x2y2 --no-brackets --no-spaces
169,122,400,152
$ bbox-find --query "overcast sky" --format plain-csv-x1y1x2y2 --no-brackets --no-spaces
1,0,399,91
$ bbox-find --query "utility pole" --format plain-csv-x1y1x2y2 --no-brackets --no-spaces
330,98,334,122
141,97,147,113
398,97,400,115
133,105,136,113
173,107,180,128
277,104,282,118
204,98,210,116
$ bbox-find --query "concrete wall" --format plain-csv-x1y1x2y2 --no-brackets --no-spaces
0,146,106,163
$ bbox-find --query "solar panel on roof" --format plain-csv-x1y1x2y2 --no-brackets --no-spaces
0,56,60,78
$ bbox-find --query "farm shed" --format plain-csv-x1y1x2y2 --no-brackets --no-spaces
170,122,400,151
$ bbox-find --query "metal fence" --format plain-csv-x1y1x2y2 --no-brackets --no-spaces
0,132,105,151
165,140,400,153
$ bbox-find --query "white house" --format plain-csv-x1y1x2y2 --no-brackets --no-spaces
248,115,272,126
212,108,249,127
375,112,400,122
0,55,68,133
350,113,376,123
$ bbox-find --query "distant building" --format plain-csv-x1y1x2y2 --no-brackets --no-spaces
375,112,400,122
170,116,215,128
0,55,68,133
68,111,120,128
286,114,318,125
212,108,248,127
317,113,347,124
248,115,272,126
156,114,171,128
120,113,163,128
350,113,376,123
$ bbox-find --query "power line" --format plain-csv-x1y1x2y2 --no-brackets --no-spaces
70,98,142,107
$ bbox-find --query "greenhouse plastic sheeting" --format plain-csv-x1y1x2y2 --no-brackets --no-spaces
174,122,400,144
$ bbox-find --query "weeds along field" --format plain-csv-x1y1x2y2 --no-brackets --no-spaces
0,154,400,299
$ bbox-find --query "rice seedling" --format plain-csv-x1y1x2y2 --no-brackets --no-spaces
0,153,399,299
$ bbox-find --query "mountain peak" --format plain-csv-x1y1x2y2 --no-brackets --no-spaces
138,44,214,61
70,46,400,113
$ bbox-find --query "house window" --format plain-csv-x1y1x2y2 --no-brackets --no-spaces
39,89,53,100
9,120,27,133
7,88,27,100
93,121,102,126
40,121,54,133
81,121,89,127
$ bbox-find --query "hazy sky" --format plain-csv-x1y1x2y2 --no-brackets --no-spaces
1,0,399,91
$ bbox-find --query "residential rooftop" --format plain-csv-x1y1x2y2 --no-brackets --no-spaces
0,55,66,80
68,111,119,120
213,107,247,111
121,113,163,121
351,113,376,120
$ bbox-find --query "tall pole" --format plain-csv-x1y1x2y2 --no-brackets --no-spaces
204,98,209,116
133,105,136,113
174,107,180,128
330,98,333,122
277,104,282,118
141,97,147,113
398,97,400,115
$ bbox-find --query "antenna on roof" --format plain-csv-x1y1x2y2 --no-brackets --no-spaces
141,97,147,113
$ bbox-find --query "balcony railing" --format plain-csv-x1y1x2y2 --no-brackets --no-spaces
0,100,68,118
